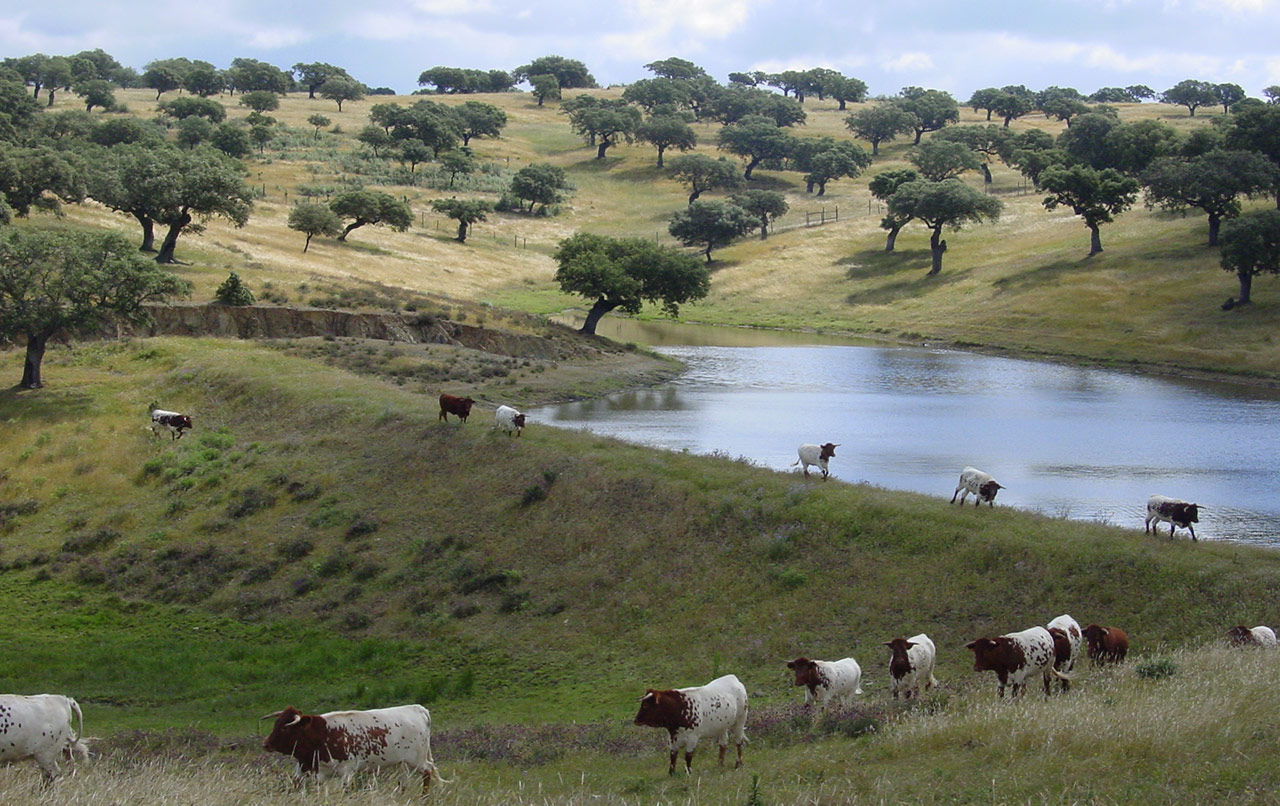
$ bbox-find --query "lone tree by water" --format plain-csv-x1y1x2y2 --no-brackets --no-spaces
1219,209,1280,306
553,232,710,335
0,229,189,388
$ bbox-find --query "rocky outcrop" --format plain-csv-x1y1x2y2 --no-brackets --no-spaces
126,303,601,361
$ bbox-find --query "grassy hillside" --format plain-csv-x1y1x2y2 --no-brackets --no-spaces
39,87,1280,382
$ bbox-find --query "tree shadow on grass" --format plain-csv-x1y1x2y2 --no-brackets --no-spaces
992,258,1088,293
0,385,95,424
569,156,627,173
838,248,932,281
611,164,667,183
845,268,962,306
742,174,800,193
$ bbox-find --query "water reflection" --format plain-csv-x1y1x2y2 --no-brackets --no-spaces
539,321,1280,547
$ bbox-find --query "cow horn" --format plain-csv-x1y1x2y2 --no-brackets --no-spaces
258,710,284,721
284,714,303,727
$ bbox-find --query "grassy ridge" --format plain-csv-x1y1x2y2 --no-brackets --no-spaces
3,338,1279,740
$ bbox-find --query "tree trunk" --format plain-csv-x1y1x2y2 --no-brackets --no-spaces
985,110,992,121
134,213,156,252
884,224,901,252
154,213,191,264
580,298,618,335
688,189,701,205
704,244,713,262
871,140,880,156
336,100,344,112
760,215,768,240
913,129,923,145
596,141,609,159
656,145,666,168
805,179,815,194
47,89,56,107
1238,271,1253,305
457,221,468,242
980,163,992,184
338,221,362,241
1088,222,1103,256
21,332,48,389
927,228,945,275
303,233,313,253
743,157,761,179
1208,213,1221,246
816,182,826,196
837,99,847,111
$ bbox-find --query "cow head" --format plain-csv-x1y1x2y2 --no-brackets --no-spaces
786,657,819,688
884,638,917,678
262,707,329,761
512,413,526,430
965,637,1022,672
1081,624,1108,657
1227,625,1255,646
1175,502,1200,526
978,480,1002,503
634,689,692,730
1048,627,1071,666
819,443,839,461
459,397,475,414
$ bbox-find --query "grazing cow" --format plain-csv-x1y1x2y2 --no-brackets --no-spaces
1081,624,1129,665
883,634,939,700
438,393,475,424
0,694,85,785
1228,625,1278,648
633,674,748,775
793,443,839,480
965,626,1070,698
1145,495,1199,541
150,408,193,440
1046,614,1084,692
494,405,526,437
262,704,447,791
951,466,1003,507
785,657,863,709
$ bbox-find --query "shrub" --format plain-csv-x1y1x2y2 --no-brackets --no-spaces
1136,658,1177,680
61,528,122,554
225,486,276,518
277,538,315,562
214,272,255,306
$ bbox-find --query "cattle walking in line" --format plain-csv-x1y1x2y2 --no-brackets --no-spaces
951,466,1003,507
1228,625,1278,648
633,674,749,775
494,405,526,437
438,393,475,424
884,634,939,700
1145,495,1200,541
1046,614,1084,692
966,626,1071,698
1081,624,1129,665
786,657,863,710
262,704,448,792
150,408,193,440
793,443,839,480
0,694,85,785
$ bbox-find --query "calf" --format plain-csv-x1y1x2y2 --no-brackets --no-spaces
0,694,85,785
633,674,748,775
951,466,1002,507
1046,614,1084,693
1145,495,1199,541
966,626,1070,698
883,634,939,700
1228,625,1278,648
1081,624,1129,665
494,405,526,437
793,442,839,480
438,393,475,424
150,408,193,440
262,704,447,791
785,657,863,709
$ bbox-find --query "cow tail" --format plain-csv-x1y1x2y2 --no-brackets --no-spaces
71,697,83,743
790,459,800,467
1051,668,1073,681
427,761,454,785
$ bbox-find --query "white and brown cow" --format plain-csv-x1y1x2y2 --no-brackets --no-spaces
951,466,1003,507
0,694,85,785
883,634,939,700
785,657,863,709
150,408,193,440
794,443,839,480
966,626,1071,698
1145,495,1200,541
633,674,749,775
494,405,526,437
262,704,447,791
1046,614,1084,693
1228,625,1278,648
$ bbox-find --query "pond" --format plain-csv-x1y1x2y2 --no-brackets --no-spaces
537,318,1280,546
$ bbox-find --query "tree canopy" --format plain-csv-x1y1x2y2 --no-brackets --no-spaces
431,198,492,243
287,202,343,252
666,153,743,204
730,189,789,240
1219,209,1280,305
1142,150,1280,245
562,96,641,159
635,115,696,168
1039,164,1140,255
0,228,190,388
869,167,922,252
668,199,757,261
319,77,364,112
716,115,796,179
845,104,916,156
507,163,571,213
893,89,960,144
886,178,1003,274
514,56,597,89
553,232,710,335
1161,79,1218,116
329,190,412,242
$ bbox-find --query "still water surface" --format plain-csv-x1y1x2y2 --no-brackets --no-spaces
539,319,1280,546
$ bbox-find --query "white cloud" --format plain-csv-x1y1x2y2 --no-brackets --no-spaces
885,52,934,72
243,26,309,49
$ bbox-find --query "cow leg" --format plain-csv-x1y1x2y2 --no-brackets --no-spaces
802,466,810,478
684,750,695,773
950,489,959,503
1188,524,1196,542
718,743,726,766
735,741,744,769
667,748,678,776
1169,523,1176,539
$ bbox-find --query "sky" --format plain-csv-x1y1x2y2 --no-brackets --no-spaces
4,1,1280,98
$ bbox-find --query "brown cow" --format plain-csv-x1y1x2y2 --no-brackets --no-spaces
1081,624,1129,665
438,393,475,423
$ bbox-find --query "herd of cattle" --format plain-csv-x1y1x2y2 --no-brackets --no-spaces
9,615,1276,787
